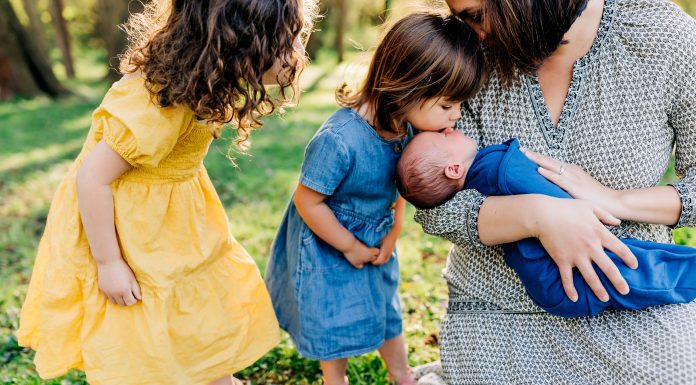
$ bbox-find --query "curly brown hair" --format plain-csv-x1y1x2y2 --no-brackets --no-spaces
120,0,317,142
336,11,486,136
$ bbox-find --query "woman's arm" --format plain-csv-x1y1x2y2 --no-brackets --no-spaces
416,191,635,302
481,194,634,302
524,150,682,226
293,183,379,268
76,139,142,307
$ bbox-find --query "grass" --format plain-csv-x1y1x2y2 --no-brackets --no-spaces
1,52,695,384
0,53,449,384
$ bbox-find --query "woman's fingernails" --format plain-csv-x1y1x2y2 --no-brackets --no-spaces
570,294,578,302
600,294,610,302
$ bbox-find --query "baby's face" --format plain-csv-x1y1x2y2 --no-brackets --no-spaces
405,97,463,132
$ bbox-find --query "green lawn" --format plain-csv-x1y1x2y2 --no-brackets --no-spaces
0,57,449,384
1,55,694,384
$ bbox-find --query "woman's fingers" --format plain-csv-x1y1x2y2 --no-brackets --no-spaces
537,167,566,187
593,206,621,227
522,148,562,170
576,261,610,302
559,265,578,302
601,229,638,269
591,247,630,295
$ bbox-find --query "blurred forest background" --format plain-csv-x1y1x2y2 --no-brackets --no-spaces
1,0,695,384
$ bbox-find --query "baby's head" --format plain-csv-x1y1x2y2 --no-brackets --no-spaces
396,131,478,209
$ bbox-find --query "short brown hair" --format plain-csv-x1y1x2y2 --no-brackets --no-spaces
120,0,317,141
396,144,462,209
479,0,588,82
337,11,486,136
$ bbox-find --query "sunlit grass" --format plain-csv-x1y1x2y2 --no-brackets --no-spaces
1,49,695,384
0,55,448,384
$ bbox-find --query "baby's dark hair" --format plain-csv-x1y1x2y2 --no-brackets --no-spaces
120,0,317,142
336,11,487,136
396,144,463,209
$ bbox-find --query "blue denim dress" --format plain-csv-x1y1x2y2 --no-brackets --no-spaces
265,108,406,360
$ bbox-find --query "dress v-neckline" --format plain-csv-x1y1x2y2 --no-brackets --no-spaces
525,0,616,150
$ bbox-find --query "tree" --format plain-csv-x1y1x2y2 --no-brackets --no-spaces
95,0,147,82
0,0,69,99
49,0,75,78
335,0,347,62
383,0,392,19
20,0,49,56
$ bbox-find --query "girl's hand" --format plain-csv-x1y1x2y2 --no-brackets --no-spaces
97,258,142,306
343,238,379,269
374,231,398,265
534,197,638,302
522,148,624,217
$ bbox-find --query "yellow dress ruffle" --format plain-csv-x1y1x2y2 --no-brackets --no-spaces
16,77,280,385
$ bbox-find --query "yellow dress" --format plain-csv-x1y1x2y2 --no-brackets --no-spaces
16,77,280,385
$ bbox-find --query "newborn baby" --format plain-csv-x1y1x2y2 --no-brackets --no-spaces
397,131,696,317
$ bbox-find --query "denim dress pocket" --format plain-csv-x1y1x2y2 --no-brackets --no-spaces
299,224,352,272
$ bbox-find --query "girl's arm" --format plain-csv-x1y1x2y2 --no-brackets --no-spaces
416,192,636,303
76,140,142,307
373,196,406,265
293,183,379,268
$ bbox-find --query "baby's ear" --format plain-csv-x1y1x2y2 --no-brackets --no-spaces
444,162,466,180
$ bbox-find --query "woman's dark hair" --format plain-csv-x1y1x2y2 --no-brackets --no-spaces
336,11,487,136
120,0,317,142
480,0,589,81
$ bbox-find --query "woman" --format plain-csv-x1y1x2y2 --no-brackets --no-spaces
414,0,696,384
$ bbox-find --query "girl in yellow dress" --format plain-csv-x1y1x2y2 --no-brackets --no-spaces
16,1,316,384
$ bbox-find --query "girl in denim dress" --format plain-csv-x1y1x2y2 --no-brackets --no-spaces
265,12,486,385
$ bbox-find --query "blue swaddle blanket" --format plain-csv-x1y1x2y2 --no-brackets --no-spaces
464,138,696,317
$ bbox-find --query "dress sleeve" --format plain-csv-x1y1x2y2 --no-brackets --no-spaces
299,129,352,196
95,79,191,167
414,189,487,248
413,100,488,248
667,5,696,228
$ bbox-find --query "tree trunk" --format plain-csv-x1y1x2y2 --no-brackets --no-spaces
21,0,49,56
49,0,75,78
305,1,329,60
0,0,69,99
95,0,147,82
335,0,347,63
383,0,392,19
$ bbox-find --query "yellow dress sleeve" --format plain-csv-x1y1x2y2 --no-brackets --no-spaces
94,78,194,167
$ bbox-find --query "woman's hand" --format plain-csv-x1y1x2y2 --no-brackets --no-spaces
533,197,638,302
522,148,624,217
97,258,142,306
343,238,379,269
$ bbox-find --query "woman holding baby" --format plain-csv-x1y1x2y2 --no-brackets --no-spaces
415,0,696,383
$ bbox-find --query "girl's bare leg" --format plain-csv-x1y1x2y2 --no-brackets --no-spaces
321,358,349,385
378,334,416,385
